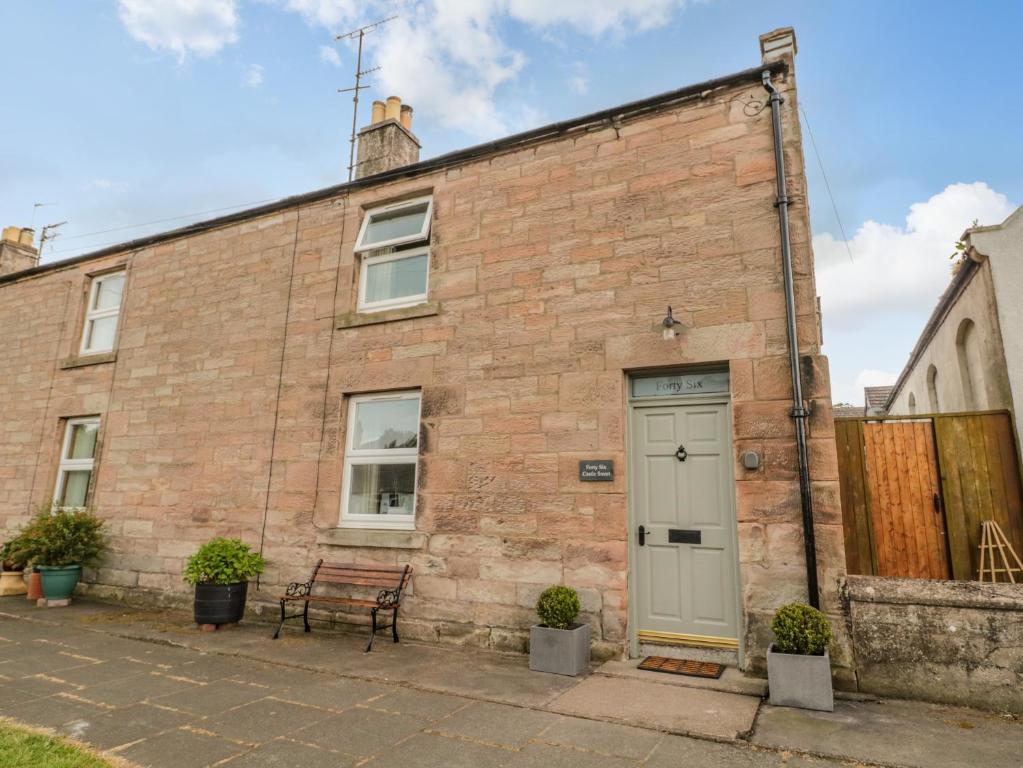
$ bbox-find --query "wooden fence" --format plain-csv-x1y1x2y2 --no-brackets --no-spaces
836,410,1023,580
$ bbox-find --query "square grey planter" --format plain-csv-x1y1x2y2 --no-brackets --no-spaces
767,645,834,711
529,623,590,676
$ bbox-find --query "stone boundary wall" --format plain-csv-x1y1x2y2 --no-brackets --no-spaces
843,575,1023,713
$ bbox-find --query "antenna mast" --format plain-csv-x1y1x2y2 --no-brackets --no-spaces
336,15,396,182
38,221,67,256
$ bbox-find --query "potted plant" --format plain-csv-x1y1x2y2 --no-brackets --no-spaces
0,535,30,596
184,538,265,627
529,585,590,676
21,508,106,601
767,602,834,711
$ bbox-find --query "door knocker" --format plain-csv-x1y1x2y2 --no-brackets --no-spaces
675,443,688,462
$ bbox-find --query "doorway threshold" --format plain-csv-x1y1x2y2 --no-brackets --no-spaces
599,657,767,698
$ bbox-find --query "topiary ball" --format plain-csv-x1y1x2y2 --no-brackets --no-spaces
771,602,833,655
535,585,581,630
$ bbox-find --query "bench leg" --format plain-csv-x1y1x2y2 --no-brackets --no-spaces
303,600,311,633
272,599,287,640
366,608,378,653
392,607,400,644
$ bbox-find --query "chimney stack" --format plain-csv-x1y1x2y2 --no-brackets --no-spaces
759,27,797,64
355,95,421,179
0,226,40,276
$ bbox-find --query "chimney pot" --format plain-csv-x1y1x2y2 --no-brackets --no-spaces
0,225,40,275
371,100,386,124
399,104,413,131
384,96,401,122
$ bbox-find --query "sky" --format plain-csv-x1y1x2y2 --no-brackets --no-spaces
1,1,1021,405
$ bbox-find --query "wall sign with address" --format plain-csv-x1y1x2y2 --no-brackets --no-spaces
579,460,614,482
631,371,730,398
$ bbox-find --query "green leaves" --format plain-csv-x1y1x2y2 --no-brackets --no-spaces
771,602,833,656
183,538,265,585
10,507,106,568
535,585,582,630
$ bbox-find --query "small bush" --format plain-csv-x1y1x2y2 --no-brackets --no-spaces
183,538,265,585
15,507,106,568
535,585,581,630
1,534,31,571
771,603,833,656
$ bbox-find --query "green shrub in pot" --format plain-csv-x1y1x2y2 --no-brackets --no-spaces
21,507,106,600
767,602,835,711
184,538,265,627
535,585,582,630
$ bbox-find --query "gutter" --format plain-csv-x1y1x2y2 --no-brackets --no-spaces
762,69,820,609
0,61,786,287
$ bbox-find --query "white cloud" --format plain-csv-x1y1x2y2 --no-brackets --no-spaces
567,61,588,94
274,0,692,138
117,0,239,61
319,45,342,67
244,63,265,87
816,182,1016,331
833,369,897,406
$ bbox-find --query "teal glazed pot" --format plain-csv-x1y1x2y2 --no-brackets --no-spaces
37,565,82,600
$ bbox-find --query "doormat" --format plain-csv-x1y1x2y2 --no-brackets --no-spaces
638,656,725,679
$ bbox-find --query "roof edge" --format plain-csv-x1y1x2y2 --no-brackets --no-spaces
885,257,980,409
0,60,786,287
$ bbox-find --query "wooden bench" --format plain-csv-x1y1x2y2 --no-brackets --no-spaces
272,560,412,651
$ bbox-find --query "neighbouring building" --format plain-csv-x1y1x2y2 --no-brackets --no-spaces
0,29,848,676
887,208,1022,427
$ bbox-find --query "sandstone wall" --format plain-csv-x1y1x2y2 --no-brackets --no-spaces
0,64,844,668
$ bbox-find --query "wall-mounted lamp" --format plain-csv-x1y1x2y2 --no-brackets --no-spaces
661,305,682,339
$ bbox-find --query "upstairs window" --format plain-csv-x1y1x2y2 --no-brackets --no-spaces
341,391,421,530
54,417,99,509
80,271,125,354
354,197,432,312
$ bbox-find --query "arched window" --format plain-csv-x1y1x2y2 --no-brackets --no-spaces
927,364,940,412
956,318,983,410
908,392,917,414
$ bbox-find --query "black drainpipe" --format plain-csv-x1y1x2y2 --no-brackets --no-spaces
762,69,820,609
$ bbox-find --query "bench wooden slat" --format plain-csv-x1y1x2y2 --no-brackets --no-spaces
319,562,406,572
314,574,399,587
282,595,379,608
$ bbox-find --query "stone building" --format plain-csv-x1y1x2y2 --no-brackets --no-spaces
0,29,846,675
887,208,1022,429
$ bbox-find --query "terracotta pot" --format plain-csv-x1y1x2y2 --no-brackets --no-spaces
26,570,43,601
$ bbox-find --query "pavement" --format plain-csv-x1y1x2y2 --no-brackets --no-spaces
0,597,1020,768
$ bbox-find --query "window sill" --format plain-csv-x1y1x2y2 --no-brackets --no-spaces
336,301,439,329
316,527,427,550
60,351,117,370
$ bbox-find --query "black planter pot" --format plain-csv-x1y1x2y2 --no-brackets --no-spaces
194,581,248,625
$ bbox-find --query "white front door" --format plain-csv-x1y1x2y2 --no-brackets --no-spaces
630,399,740,646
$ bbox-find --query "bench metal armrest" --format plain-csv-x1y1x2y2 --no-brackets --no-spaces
285,581,312,598
376,587,402,609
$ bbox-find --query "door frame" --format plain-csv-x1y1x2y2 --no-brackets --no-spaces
625,383,744,662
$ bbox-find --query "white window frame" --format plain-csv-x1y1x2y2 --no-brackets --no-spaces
357,245,431,313
53,417,100,509
354,196,433,253
340,391,421,531
79,270,126,355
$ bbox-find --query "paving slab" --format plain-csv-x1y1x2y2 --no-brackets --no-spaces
114,726,245,768
360,732,510,768
294,704,429,756
546,674,761,740
201,697,333,745
221,737,357,767
503,742,639,768
647,733,853,767
535,714,664,760
429,700,562,748
752,699,1023,768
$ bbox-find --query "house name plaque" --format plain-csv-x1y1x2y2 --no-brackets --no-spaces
579,460,614,482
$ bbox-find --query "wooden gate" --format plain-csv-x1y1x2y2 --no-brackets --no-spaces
837,411,1023,580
